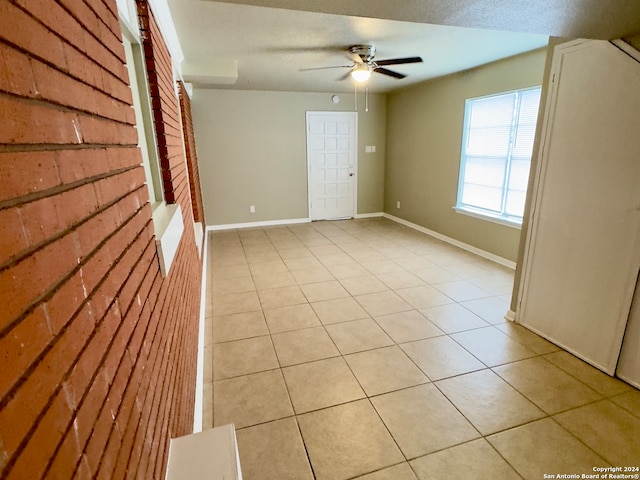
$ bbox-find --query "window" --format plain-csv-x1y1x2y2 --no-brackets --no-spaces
121,20,164,207
455,86,541,227
119,1,184,277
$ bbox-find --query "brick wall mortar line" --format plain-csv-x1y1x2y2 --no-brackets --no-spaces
0,38,129,106
71,0,124,58
119,271,179,475
61,242,158,479
0,143,136,154
1,0,203,475
89,248,158,476
0,189,150,337
2,182,144,262
0,89,133,126
0,234,156,479
6,1,127,91
116,272,161,476
15,0,121,56
0,90,135,134
0,211,153,409
127,233,198,477
0,164,141,213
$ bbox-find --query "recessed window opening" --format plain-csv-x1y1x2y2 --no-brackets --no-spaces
121,21,164,210
455,86,542,227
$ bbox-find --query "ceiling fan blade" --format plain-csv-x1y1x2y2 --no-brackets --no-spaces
337,71,351,81
299,65,352,72
265,45,349,55
374,67,406,79
375,56,423,66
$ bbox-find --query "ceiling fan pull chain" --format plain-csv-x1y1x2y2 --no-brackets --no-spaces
365,84,369,112
354,82,357,111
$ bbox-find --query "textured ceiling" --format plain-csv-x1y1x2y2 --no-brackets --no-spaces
204,0,640,39
167,0,639,93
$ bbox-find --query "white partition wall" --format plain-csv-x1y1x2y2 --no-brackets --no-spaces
617,278,640,388
517,39,640,376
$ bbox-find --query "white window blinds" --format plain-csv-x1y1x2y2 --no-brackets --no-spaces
456,87,541,224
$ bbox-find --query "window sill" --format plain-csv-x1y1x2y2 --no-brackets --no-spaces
152,202,184,277
453,206,522,230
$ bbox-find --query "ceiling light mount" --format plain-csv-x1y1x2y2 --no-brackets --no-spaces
349,44,377,63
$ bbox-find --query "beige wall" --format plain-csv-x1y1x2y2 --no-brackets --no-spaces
384,49,547,262
625,33,640,50
192,89,386,226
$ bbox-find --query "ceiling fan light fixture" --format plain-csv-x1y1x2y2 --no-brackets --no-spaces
351,64,372,83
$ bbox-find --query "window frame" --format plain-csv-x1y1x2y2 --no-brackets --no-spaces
454,86,542,229
119,2,184,277
120,22,164,208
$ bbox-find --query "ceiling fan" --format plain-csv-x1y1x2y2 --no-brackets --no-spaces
302,44,423,82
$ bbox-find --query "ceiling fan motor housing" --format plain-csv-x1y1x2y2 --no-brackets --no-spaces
350,44,377,63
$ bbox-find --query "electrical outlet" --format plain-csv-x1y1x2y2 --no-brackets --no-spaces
396,201,401,209
249,205,255,213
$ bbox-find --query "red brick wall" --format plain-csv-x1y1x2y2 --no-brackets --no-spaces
137,0,183,206
0,1,202,478
178,81,205,223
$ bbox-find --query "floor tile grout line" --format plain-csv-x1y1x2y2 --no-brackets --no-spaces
290,413,318,480
210,334,605,416
430,376,543,439
206,219,638,478
209,219,528,384
546,415,611,466
538,352,634,400
482,438,528,480
608,392,640,420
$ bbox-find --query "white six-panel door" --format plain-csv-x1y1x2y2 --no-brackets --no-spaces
306,112,357,221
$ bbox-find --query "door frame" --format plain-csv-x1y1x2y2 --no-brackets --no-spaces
306,111,358,221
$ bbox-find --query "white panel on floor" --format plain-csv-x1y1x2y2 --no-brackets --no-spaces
518,40,640,374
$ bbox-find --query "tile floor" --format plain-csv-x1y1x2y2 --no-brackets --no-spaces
202,218,640,480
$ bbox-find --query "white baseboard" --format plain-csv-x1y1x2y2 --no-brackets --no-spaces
207,214,387,230
382,213,516,269
505,309,517,322
355,212,384,219
206,217,310,231
193,220,209,433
